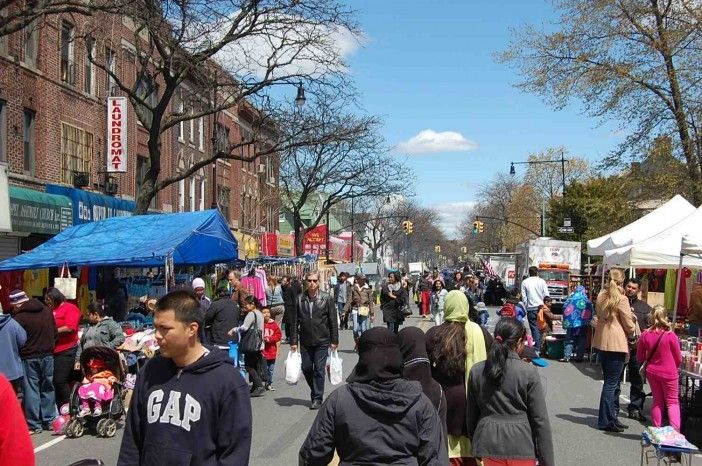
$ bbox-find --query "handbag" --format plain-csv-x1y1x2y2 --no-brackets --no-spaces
402,304,412,317
358,306,370,317
639,331,665,385
239,312,263,353
54,263,77,299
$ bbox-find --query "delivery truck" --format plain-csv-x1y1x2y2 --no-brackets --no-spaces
515,238,582,308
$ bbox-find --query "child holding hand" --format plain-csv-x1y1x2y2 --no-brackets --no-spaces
262,307,282,391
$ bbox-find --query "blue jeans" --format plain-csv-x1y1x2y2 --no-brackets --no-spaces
564,327,586,361
352,310,369,340
387,322,399,334
266,359,275,385
598,351,626,429
23,355,57,430
527,308,541,352
301,344,328,402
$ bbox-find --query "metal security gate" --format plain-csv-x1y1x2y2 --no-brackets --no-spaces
0,236,19,261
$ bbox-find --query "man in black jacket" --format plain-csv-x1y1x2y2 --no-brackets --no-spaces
290,271,339,410
118,290,251,466
204,286,240,349
624,278,652,421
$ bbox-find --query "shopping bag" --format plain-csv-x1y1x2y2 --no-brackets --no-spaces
54,263,77,299
285,350,302,385
328,350,343,385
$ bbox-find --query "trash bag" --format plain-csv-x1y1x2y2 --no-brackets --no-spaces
285,350,302,385
328,349,343,386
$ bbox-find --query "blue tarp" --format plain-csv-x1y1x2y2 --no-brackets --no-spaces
0,210,238,270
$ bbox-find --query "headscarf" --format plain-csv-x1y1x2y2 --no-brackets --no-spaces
562,285,594,329
398,327,443,410
346,327,402,384
443,290,487,390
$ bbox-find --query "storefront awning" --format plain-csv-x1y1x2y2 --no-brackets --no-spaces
9,186,73,235
46,184,136,224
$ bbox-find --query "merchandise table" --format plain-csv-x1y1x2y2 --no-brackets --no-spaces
640,431,699,466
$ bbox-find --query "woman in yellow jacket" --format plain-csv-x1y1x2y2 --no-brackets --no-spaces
593,268,637,432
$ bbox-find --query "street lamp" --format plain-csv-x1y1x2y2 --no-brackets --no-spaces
295,83,306,109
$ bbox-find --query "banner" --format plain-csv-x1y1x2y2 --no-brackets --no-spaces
277,234,294,257
107,96,128,173
261,232,278,256
303,225,327,257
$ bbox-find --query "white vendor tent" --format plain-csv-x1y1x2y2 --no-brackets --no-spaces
681,233,702,257
587,195,695,256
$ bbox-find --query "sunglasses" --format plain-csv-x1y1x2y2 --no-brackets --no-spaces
307,279,318,283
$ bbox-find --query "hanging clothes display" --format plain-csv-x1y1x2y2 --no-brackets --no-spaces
665,269,676,311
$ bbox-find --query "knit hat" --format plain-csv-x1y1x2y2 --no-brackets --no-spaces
192,278,206,290
9,290,29,306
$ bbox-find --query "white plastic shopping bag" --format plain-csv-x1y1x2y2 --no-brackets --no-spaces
328,350,343,386
285,350,302,385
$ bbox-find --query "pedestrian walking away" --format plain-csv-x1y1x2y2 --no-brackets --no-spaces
466,317,554,466
289,271,339,410
45,287,81,410
624,277,652,421
636,305,682,430
560,286,594,363
204,285,240,349
299,327,448,465
118,290,252,466
10,289,58,434
426,290,488,465
593,268,637,433
520,266,549,354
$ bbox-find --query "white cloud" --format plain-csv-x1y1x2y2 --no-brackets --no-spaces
432,201,476,238
393,129,478,155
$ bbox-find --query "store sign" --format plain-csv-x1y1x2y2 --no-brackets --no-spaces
303,225,327,257
277,234,294,257
107,96,128,173
9,187,73,235
45,185,135,225
261,233,278,256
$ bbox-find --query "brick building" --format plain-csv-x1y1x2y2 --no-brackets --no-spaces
0,12,279,258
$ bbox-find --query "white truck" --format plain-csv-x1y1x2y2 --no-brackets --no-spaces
515,238,581,308
408,262,426,278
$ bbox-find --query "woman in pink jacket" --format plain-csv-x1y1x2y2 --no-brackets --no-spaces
636,305,682,430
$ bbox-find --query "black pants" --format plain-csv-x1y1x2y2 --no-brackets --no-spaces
244,351,264,390
386,322,399,334
10,377,23,404
53,346,78,409
301,344,328,402
627,348,646,413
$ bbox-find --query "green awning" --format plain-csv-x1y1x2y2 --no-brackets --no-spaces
9,186,73,235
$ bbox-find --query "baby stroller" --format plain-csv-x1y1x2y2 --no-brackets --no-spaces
65,346,126,438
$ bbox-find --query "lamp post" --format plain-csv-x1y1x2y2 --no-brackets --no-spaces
510,149,568,235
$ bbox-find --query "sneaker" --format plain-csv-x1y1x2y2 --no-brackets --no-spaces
77,407,91,418
93,406,102,416
29,428,43,435
265,384,275,391
251,387,266,398
309,399,322,410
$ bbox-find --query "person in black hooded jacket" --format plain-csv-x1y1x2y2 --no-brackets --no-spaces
299,327,448,466
118,290,251,466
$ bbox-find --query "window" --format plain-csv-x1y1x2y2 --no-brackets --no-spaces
199,179,206,211
189,178,196,212
215,123,229,153
136,156,156,209
177,98,184,141
61,123,93,184
217,185,230,222
24,20,39,68
135,75,158,126
178,178,185,212
266,204,274,232
0,9,7,54
198,117,204,151
23,109,35,174
60,21,75,84
189,111,195,143
0,100,6,162
105,48,116,95
84,37,96,94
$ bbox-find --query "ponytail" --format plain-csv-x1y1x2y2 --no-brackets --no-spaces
483,317,525,387
603,269,625,321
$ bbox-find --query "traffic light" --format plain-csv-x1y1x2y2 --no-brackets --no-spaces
402,220,414,235
478,221,484,233
472,221,479,235
407,221,413,234
434,245,441,253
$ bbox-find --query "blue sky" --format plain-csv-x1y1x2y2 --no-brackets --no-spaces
343,0,625,237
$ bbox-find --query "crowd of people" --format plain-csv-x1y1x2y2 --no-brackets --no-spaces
0,262,688,466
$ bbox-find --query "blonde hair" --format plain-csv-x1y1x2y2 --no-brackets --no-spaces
648,305,672,331
602,268,625,321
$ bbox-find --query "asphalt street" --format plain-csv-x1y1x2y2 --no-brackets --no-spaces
31,307,702,465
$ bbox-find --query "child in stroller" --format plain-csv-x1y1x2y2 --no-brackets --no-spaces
66,346,125,438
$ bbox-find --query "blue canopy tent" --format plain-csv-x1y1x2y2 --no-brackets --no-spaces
0,210,238,270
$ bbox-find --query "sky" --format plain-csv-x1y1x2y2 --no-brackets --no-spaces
338,0,625,238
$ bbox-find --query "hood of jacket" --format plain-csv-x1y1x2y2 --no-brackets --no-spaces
15,298,46,314
347,378,423,419
177,344,235,375
0,313,11,329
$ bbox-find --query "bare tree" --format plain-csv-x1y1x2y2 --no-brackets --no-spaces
521,147,590,201
356,197,411,262
80,0,360,213
501,0,702,203
279,94,410,254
